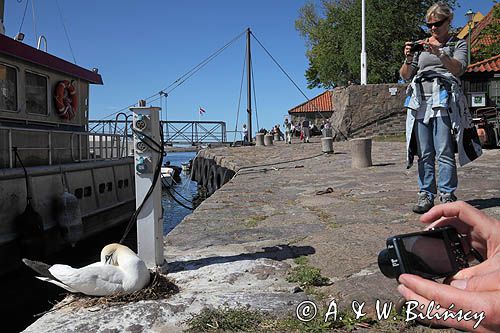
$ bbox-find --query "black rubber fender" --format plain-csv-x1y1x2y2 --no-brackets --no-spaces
201,158,215,188
190,157,198,181
207,164,219,196
222,168,235,186
195,157,204,183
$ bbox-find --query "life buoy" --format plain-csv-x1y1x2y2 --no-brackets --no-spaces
54,80,77,120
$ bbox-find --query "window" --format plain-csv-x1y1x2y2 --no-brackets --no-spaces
489,79,500,106
0,64,18,111
25,71,48,115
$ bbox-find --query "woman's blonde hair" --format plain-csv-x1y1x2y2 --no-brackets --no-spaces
426,2,454,22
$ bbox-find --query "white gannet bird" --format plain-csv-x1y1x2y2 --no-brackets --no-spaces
22,243,150,296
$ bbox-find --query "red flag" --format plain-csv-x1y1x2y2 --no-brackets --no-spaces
199,107,206,115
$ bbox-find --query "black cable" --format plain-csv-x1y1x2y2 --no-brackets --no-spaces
55,0,77,64
166,183,193,203
163,185,194,210
119,125,165,244
13,147,31,202
234,152,325,176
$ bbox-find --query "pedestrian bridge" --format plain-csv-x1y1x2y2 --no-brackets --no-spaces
88,119,228,146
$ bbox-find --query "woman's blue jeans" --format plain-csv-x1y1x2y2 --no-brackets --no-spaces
414,116,457,200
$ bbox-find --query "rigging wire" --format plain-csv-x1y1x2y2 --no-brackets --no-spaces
55,0,77,64
233,41,247,144
17,0,30,34
250,55,259,131
31,0,37,42
97,29,247,122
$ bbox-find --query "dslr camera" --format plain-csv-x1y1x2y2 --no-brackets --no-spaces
378,226,469,280
409,41,425,53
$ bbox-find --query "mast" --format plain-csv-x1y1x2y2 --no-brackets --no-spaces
246,28,252,142
0,0,5,35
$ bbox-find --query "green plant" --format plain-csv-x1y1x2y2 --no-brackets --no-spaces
287,256,330,287
186,305,265,332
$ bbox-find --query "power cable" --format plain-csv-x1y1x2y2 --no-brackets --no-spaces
31,0,37,42
55,0,77,64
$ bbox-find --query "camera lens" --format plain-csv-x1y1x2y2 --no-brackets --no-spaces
378,249,397,278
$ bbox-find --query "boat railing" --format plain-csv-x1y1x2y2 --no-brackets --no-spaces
1,125,133,168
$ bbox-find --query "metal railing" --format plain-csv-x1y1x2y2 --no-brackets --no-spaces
1,125,132,169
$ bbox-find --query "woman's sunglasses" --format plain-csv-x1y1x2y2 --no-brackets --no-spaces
426,18,448,28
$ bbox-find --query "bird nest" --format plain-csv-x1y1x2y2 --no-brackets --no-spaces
59,270,179,310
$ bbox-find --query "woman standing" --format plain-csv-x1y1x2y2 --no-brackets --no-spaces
400,2,482,214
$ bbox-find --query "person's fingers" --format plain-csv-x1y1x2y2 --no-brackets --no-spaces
398,274,470,309
420,202,493,239
451,268,500,292
397,284,484,332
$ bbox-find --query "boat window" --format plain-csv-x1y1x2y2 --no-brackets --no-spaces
84,186,92,197
25,71,48,115
118,179,124,188
74,188,83,199
106,182,112,192
124,179,129,187
98,183,105,194
0,64,18,111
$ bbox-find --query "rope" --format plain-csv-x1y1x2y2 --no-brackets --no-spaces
251,32,350,139
233,42,247,144
17,0,29,34
250,55,259,131
55,0,77,64
98,29,247,121
31,0,37,42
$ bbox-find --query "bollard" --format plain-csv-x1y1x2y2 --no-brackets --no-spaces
321,137,334,154
351,138,372,168
255,133,265,146
273,133,281,141
264,134,274,146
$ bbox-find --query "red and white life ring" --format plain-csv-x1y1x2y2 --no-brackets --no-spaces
54,80,77,120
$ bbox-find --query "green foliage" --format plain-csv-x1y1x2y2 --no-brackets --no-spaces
287,256,330,287
472,3,500,64
295,0,457,87
185,305,265,332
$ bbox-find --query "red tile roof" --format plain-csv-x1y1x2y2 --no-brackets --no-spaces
466,54,500,73
289,90,333,113
471,4,499,51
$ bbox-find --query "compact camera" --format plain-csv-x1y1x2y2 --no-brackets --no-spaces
378,226,469,280
409,42,425,53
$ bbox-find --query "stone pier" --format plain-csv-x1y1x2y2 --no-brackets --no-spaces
24,138,500,332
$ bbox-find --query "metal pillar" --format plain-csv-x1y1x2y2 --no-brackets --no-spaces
246,28,253,142
130,101,164,268
360,0,367,85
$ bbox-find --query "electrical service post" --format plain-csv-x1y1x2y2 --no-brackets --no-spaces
131,102,164,268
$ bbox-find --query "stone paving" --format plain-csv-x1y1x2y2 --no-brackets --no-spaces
25,138,500,332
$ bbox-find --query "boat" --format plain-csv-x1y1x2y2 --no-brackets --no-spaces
161,166,174,187
181,161,191,172
0,1,136,275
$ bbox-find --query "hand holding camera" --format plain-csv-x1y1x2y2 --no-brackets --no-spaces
392,202,500,332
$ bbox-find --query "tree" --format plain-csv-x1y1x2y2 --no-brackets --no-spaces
472,4,500,64
295,0,456,88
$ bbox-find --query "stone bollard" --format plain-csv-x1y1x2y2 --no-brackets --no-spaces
351,138,372,168
321,137,334,154
273,133,281,141
255,133,265,146
264,134,274,146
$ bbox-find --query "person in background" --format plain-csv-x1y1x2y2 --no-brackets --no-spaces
397,201,500,332
301,118,310,143
242,124,248,144
283,118,292,144
399,2,481,214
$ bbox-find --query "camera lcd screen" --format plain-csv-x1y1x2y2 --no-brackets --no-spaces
402,234,453,276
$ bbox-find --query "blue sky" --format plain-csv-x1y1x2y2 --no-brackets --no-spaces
3,0,496,138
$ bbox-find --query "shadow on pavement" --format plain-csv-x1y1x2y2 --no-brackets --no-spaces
167,244,315,273
466,197,500,210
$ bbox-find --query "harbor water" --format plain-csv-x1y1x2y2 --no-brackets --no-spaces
3,151,198,333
